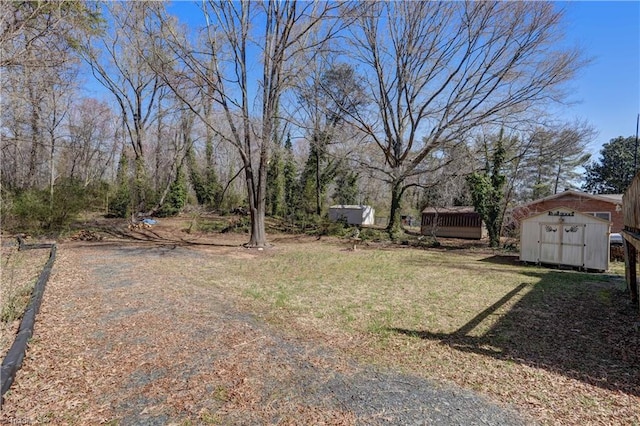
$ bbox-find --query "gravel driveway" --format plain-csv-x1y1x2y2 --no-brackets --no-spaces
1,242,530,425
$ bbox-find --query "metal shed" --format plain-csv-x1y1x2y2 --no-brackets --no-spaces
520,207,611,271
328,205,375,226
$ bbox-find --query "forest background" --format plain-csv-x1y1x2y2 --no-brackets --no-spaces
1,1,639,247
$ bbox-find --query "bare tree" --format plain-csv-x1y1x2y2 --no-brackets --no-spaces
341,1,586,234
0,0,99,68
42,65,77,206
153,1,342,247
0,34,78,191
63,98,118,186
1,65,34,190
78,1,166,212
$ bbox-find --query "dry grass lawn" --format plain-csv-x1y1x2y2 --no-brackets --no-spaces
200,237,639,425
1,219,638,425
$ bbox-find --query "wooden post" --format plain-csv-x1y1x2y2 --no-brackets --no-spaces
627,241,639,306
622,172,640,312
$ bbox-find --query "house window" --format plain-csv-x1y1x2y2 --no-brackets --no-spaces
586,212,611,221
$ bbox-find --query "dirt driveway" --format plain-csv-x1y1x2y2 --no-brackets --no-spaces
1,239,529,425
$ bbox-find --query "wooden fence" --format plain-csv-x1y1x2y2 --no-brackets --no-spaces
622,173,640,309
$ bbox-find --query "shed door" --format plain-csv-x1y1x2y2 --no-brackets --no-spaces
561,224,586,267
538,222,586,267
539,223,561,264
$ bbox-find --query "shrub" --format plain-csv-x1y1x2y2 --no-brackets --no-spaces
9,179,87,233
359,227,390,242
108,184,131,218
157,166,188,217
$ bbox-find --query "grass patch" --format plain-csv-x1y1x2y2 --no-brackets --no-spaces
199,240,637,425
1,280,34,323
1,244,50,357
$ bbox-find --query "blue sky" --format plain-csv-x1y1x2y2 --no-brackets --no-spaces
558,1,640,155
164,1,639,156
88,1,639,158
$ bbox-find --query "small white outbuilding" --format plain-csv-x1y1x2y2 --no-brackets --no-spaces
520,207,610,271
328,205,375,226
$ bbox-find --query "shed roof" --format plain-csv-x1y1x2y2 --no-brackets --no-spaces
521,206,611,225
329,205,372,209
519,189,622,208
422,206,477,214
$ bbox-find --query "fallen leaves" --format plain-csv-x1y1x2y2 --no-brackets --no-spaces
1,227,638,425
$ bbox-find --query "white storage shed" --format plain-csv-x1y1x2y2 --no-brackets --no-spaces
520,207,611,271
328,205,375,226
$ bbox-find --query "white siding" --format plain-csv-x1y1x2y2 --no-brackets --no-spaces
520,207,610,271
328,205,375,226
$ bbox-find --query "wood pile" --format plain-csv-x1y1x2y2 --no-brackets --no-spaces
70,230,103,241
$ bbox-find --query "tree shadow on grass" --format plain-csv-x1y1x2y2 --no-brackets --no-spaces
390,269,640,396
477,254,522,266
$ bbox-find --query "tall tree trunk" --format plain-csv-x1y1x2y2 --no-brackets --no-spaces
245,164,268,247
387,178,405,237
49,129,55,211
27,86,42,188
155,102,163,192
315,145,321,216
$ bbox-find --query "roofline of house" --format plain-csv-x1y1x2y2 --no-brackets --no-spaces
517,189,622,209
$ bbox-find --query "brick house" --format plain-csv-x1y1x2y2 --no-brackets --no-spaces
512,190,623,233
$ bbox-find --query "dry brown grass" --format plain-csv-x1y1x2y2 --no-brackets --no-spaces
0,240,50,359
197,237,639,425
1,221,638,425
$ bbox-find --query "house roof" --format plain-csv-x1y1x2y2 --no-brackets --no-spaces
597,193,624,203
519,190,622,208
422,206,477,214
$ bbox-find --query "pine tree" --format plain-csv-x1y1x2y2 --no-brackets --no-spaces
333,167,358,205
186,146,206,204
298,130,339,216
266,139,285,216
159,164,187,217
109,149,131,218
282,134,298,218
583,136,639,194
203,165,222,209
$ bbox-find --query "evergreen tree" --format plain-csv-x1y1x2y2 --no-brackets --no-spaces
266,138,285,216
282,134,298,218
467,130,507,248
186,145,221,209
583,136,639,194
298,130,339,216
203,165,222,209
333,166,358,205
186,145,206,204
158,164,187,217
109,149,131,218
